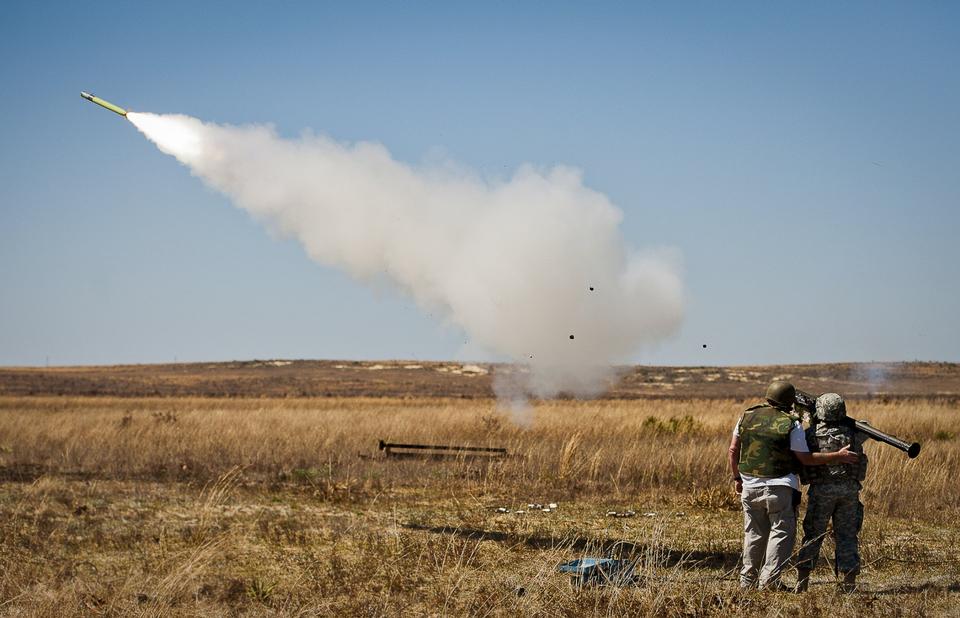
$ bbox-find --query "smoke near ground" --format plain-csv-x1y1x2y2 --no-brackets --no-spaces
127,112,683,401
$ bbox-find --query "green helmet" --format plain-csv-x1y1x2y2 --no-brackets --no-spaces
765,380,796,410
815,393,846,422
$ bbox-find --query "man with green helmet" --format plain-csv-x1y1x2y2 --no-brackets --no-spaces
795,393,870,593
728,381,859,590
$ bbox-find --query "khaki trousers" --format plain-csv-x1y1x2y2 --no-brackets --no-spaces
740,485,797,588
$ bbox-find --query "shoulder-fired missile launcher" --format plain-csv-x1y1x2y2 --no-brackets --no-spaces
795,389,921,458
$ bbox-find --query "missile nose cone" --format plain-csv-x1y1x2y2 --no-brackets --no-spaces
80,91,92,100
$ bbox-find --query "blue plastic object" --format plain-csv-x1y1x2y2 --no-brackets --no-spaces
557,558,637,587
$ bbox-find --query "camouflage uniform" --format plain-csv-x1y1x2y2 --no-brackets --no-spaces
796,480,864,574
735,403,804,589
797,394,869,577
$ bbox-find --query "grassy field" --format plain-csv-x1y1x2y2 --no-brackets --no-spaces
1,395,958,616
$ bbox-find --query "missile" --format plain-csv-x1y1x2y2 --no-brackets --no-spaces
80,91,128,117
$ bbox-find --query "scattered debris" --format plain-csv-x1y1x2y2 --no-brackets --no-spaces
527,502,559,512
630,511,684,518
493,502,558,515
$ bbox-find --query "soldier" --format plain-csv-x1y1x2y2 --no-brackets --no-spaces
795,393,869,593
728,381,859,590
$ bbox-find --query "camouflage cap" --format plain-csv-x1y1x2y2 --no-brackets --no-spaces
815,393,846,422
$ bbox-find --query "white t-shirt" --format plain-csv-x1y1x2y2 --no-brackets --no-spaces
733,419,809,491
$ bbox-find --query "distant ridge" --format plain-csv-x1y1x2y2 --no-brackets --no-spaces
1,360,957,399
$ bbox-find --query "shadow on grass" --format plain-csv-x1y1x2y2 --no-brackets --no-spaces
0,465,184,483
869,578,960,595
403,523,740,570
0,464,54,482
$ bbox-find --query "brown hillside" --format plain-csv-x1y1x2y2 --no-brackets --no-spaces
0,360,957,400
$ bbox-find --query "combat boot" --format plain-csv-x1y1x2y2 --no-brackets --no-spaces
839,571,857,593
795,568,811,593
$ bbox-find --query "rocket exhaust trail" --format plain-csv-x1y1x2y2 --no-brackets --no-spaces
124,110,685,404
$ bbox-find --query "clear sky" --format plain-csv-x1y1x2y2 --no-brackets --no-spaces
1,2,958,367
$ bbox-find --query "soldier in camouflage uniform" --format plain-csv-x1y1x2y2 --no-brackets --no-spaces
728,382,859,590
796,393,869,593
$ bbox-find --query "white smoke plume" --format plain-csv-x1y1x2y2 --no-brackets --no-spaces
127,112,684,400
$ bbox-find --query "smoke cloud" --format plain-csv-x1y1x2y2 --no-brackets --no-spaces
127,112,683,400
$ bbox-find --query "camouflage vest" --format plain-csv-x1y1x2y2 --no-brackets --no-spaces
737,404,798,478
799,422,868,485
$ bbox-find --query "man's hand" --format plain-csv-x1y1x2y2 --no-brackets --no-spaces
835,445,859,464
794,446,860,466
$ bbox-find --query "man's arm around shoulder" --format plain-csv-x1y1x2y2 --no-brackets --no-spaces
794,445,859,466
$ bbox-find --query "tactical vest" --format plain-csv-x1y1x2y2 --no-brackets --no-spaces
737,404,798,478
799,422,868,485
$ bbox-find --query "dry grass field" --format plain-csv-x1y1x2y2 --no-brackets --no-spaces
1,386,959,616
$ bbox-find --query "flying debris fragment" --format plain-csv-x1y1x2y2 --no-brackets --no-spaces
80,91,128,117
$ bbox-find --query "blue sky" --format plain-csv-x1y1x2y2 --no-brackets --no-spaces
1,2,957,366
